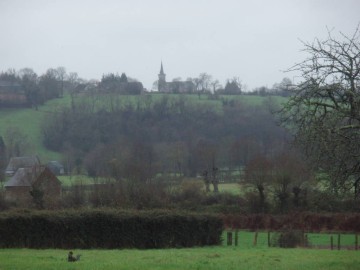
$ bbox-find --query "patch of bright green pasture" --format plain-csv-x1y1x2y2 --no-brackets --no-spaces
218,183,242,195
0,246,359,270
0,96,74,163
222,231,358,249
57,175,111,186
0,106,61,162
307,233,357,248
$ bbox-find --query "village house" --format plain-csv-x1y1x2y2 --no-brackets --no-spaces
5,156,41,176
0,80,29,107
46,160,65,176
4,165,62,206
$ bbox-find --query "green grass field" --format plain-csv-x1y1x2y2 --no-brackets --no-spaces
57,175,98,186
0,246,359,270
221,231,358,249
0,231,358,270
0,96,71,162
217,183,242,195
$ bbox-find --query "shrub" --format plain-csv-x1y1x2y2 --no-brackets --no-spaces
170,179,205,205
270,230,309,248
244,192,269,213
0,191,10,211
61,185,87,208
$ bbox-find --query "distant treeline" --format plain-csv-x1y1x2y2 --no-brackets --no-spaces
0,68,143,109
42,95,289,178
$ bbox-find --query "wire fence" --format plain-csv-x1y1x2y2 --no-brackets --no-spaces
223,230,359,250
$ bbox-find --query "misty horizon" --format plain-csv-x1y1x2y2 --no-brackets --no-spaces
1,0,359,90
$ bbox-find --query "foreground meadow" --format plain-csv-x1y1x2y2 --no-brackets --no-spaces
0,246,359,270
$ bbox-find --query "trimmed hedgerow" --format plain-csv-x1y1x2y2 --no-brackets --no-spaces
221,213,360,232
0,209,223,249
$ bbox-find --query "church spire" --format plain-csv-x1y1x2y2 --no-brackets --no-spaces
158,61,166,81
159,61,165,75
158,61,166,91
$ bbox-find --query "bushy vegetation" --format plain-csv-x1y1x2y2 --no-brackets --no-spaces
270,230,309,248
41,94,288,179
222,213,360,232
0,209,223,248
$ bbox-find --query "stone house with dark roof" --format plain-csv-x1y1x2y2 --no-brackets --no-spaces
5,156,41,176
0,80,29,107
46,160,65,176
4,166,62,206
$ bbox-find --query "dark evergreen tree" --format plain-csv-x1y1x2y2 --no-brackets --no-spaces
120,73,128,83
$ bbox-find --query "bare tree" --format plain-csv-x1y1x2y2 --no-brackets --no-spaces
272,77,293,96
279,25,360,198
19,68,40,108
210,79,221,92
271,151,311,212
244,155,273,212
196,139,218,192
192,73,212,98
68,72,79,110
198,73,212,92
56,66,67,97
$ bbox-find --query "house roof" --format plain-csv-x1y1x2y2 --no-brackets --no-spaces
0,81,22,88
4,168,33,187
47,160,64,168
5,156,41,173
0,81,24,94
4,166,61,187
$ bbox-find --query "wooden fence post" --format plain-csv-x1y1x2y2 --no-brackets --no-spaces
253,231,258,246
268,231,271,247
355,234,358,251
337,234,341,250
330,236,333,250
303,234,308,247
227,232,233,246
234,230,238,247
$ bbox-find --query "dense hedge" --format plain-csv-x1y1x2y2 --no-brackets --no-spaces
222,213,360,232
0,210,223,249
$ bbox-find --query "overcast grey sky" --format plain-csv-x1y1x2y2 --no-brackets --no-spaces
0,0,359,90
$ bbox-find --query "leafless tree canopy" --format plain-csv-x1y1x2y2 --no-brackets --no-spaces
280,25,360,198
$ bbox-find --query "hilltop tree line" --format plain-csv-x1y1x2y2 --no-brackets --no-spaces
0,68,144,109
0,66,292,107
0,67,68,108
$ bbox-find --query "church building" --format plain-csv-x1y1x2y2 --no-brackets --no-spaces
157,62,195,93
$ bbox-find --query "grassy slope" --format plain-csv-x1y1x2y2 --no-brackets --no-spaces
0,96,72,163
0,93,286,164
